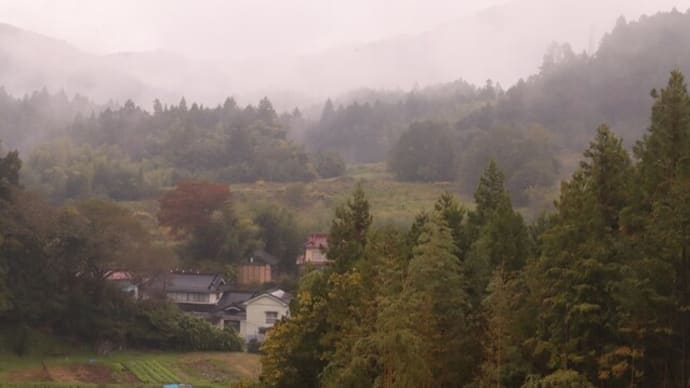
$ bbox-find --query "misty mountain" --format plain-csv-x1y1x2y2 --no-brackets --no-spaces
303,9,690,205
459,8,690,147
309,8,690,160
104,50,237,107
239,0,690,98
0,23,163,105
0,22,315,111
3,0,689,110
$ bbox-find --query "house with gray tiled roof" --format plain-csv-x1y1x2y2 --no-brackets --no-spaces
142,272,290,342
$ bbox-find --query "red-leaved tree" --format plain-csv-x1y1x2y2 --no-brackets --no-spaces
157,180,231,240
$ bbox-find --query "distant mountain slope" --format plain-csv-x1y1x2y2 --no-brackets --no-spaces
302,9,690,206
2,0,689,109
250,0,690,98
459,9,690,147
104,50,234,106
0,22,310,110
0,23,161,104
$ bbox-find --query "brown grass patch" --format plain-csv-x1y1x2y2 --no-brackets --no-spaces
46,363,121,384
179,352,261,381
6,365,51,382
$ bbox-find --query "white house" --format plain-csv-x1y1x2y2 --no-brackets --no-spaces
142,272,291,344
240,289,291,342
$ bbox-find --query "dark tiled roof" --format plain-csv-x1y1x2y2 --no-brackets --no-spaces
217,291,255,310
177,303,218,313
147,273,225,293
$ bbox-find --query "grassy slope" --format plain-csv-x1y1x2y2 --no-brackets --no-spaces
123,163,474,234
124,162,558,243
232,163,472,231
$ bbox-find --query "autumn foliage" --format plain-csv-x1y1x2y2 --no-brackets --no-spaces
157,180,231,239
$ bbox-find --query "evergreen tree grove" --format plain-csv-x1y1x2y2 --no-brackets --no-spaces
260,71,690,388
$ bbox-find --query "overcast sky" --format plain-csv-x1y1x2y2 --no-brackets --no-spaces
0,0,511,60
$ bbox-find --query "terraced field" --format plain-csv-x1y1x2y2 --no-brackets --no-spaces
0,352,260,387
125,360,180,384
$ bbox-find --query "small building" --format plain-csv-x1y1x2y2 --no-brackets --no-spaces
296,233,329,268
240,289,292,342
105,270,139,299
237,250,279,285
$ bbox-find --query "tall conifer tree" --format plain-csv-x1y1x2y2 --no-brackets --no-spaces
624,70,690,385
532,125,631,381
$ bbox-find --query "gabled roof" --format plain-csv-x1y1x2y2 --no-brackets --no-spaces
147,273,226,293
105,271,133,281
243,288,292,307
216,290,255,311
305,233,328,250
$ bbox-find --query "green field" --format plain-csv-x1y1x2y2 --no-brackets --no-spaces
121,163,475,234
228,163,474,230
0,351,260,387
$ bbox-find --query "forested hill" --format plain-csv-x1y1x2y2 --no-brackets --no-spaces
301,9,690,207
309,9,690,160
4,9,690,208
304,79,494,163
21,97,345,202
460,9,690,148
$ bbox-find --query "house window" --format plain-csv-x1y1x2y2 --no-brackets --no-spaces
265,311,278,324
188,293,209,302
168,292,210,303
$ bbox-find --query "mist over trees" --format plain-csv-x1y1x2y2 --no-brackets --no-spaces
2,10,689,210
306,80,491,163
17,96,345,203
459,10,690,148
297,10,690,208
0,88,98,151
2,6,690,387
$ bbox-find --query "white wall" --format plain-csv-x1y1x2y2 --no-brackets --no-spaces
243,295,289,341
166,291,220,304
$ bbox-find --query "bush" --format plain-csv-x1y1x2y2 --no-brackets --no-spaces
313,151,346,179
521,370,595,388
246,338,261,354
127,302,243,352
